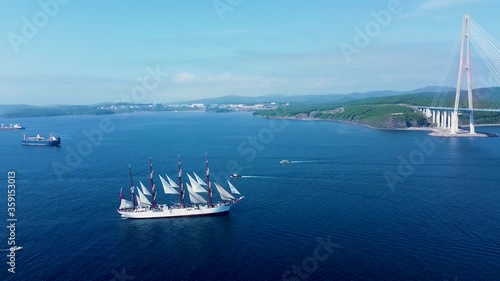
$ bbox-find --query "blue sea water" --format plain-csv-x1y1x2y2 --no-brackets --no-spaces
0,112,499,281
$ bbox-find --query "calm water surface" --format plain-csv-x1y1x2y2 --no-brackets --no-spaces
0,112,499,280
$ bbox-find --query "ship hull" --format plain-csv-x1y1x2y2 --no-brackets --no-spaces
0,127,25,130
22,140,60,146
118,203,233,219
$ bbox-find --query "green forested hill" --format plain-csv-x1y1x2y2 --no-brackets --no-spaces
0,105,114,117
350,88,500,108
254,88,500,128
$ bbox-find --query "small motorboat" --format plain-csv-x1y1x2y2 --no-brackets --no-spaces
280,159,290,164
230,173,242,178
10,246,22,252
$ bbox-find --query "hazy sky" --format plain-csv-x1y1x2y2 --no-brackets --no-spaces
0,0,499,105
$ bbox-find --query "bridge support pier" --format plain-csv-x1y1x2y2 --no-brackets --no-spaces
451,111,458,134
426,109,432,118
469,112,475,134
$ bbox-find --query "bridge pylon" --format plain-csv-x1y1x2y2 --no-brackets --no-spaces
451,14,475,134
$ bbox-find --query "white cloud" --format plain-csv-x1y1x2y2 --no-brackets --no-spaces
203,73,286,85
418,0,478,12
172,72,195,84
193,29,254,37
397,0,486,19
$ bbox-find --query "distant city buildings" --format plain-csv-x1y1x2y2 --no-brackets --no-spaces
97,102,281,113
207,103,278,111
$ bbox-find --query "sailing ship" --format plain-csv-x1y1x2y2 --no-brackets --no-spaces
117,156,244,219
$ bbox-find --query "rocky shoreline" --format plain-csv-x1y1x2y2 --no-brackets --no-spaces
257,115,499,137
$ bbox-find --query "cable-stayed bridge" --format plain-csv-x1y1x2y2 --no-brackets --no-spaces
417,14,500,136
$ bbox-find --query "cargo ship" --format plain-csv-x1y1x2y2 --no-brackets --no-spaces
22,134,61,146
0,124,25,130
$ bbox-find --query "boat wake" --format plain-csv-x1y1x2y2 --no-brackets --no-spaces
0,248,22,252
282,160,321,164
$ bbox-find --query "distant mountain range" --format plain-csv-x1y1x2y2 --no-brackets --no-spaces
0,86,471,118
183,86,457,105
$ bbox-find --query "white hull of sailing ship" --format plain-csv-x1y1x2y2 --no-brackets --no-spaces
118,157,244,219
118,202,238,219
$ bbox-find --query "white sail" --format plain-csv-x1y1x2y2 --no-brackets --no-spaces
193,172,207,186
136,187,152,207
166,175,179,188
159,175,179,194
140,181,152,196
186,183,207,204
119,199,134,209
215,182,235,200
187,173,207,193
227,180,241,195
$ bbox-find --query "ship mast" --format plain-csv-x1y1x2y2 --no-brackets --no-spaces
149,158,157,208
129,164,136,209
206,153,213,207
178,155,185,208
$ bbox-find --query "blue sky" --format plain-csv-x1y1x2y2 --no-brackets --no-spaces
0,0,499,105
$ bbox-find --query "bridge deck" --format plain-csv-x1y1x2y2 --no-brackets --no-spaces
417,106,500,113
